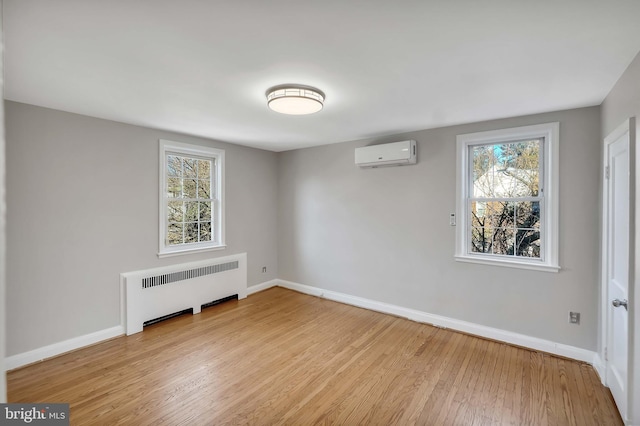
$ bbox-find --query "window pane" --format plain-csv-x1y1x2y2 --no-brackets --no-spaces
167,201,184,223
516,229,540,258
472,140,540,198
489,201,515,228
473,201,514,228
185,202,199,222
471,201,487,227
199,222,212,242
167,177,182,198
492,228,515,255
471,227,492,253
197,159,211,178
502,141,539,196
184,222,198,243
167,155,182,177
183,178,197,198
198,179,211,198
183,158,197,177
472,145,495,198
199,202,211,221
516,201,540,228
168,223,183,245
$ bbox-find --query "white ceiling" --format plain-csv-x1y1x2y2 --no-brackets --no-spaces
5,1,640,152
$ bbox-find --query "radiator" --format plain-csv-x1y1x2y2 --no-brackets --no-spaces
121,253,247,335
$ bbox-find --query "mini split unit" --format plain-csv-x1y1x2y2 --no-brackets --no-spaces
355,140,417,168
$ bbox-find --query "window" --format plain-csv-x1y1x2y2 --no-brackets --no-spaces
159,140,225,257
455,123,559,272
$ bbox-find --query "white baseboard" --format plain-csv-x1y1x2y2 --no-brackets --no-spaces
5,325,124,371
277,279,596,364
6,280,277,371
593,352,607,384
247,279,279,295
6,278,597,370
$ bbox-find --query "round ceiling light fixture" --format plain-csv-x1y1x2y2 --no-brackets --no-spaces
266,84,325,115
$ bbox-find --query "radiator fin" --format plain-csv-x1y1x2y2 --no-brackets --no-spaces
142,261,239,289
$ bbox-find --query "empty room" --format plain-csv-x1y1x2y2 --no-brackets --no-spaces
1,1,640,424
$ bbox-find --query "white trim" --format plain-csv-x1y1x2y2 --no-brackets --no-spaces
455,122,560,271
455,255,560,272
601,118,638,425
158,139,226,257
5,278,598,372
278,280,324,297
593,352,607,385
600,119,631,389
247,279,279,295
276,279,595,363
157,244,227,259
5,326,124,371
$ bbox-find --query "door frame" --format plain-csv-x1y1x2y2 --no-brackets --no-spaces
600,117,637,423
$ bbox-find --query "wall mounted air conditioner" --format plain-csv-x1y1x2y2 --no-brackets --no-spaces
355,140,417,168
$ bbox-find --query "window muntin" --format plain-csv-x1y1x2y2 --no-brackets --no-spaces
455,123,559,272
159,140,225,257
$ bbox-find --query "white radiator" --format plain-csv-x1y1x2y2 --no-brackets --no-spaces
121,253,247,335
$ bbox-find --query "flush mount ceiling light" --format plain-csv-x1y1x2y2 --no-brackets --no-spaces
266,84,325,115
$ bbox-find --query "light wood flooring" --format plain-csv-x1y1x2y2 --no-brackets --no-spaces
8,287,622,425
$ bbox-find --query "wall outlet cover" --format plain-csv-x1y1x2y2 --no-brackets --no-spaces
569,312,580,324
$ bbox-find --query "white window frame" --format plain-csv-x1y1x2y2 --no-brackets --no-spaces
455,122,560,272
158,139,225,258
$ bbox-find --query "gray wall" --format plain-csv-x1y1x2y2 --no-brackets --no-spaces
278,106,601,350
5,101,278,356
5,86,620,357
601,52,640,138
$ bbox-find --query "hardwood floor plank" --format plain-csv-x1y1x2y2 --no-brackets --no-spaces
584,363,622,425
396,330,463,424
487,342,509,423
499,344,521,425
7,287,622,425
548,355,567,426
435,337,486,424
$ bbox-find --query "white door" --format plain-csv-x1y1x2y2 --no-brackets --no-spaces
605,124,630,420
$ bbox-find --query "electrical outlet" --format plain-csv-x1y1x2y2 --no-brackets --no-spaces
262,266,267,273
569,311,580,324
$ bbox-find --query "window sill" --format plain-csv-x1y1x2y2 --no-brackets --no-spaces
454,255,560,273
158,245,227,259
